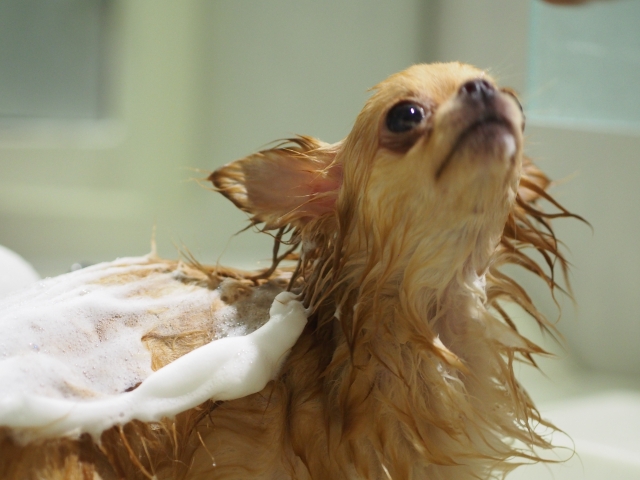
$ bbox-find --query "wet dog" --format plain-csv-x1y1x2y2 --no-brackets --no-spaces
0,62,578,479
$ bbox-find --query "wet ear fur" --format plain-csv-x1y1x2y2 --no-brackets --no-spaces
210,136,342,230
518,156,550,203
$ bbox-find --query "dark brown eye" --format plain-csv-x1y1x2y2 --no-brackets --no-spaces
385,102,426,133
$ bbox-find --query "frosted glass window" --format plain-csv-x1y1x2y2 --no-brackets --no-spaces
527,0,640,129
0,0,108,120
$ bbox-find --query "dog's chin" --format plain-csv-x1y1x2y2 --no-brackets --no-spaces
461,121,517,160
436,120,519,180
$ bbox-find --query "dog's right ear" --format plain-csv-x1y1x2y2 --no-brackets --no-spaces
210,136,342,230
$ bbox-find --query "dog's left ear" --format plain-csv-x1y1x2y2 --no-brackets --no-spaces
210,136,342,230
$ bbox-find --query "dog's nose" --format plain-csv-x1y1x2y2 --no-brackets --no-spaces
458,79,495,101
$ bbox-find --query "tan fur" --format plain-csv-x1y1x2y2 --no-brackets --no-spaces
1,63,582,479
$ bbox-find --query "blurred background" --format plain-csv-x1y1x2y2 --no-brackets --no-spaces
1,1,639,476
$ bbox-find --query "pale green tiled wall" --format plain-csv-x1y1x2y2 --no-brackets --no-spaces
528,0,640,130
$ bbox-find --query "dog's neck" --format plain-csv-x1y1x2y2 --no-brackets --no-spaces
298,205,508,383
339,208,504,306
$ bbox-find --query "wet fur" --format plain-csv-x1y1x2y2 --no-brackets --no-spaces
0,63,581,479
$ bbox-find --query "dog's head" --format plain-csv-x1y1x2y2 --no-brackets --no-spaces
344,62,524,215
212,63,547,279
335,63,527,274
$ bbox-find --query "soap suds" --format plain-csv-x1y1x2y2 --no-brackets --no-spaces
0,256,307,441
0,245,39,298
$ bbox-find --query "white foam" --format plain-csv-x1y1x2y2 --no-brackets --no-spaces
0,245,39,298
0,256,307,441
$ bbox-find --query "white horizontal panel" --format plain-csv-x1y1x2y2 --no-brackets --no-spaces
0,183,145,220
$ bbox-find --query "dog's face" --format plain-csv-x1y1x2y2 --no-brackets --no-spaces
212,63,527,267
339,63,524,245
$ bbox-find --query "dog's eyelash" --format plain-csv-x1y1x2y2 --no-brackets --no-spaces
501,88,524,113
500,88,526,131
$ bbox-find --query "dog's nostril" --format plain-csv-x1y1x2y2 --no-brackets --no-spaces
459,79,495,99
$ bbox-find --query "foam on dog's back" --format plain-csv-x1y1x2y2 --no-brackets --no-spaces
0,256,306,442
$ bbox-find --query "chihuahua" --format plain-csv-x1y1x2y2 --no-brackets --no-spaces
0,63,577,479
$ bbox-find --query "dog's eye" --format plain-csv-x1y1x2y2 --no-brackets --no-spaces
386,102,426,133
